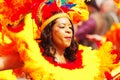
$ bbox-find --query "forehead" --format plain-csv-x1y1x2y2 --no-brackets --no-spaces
55,17,71,24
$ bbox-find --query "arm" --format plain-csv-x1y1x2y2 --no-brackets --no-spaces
0,43,24,71
0,53,24,71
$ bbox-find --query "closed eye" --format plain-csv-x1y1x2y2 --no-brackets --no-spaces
59,26,65,28
69,26,72,29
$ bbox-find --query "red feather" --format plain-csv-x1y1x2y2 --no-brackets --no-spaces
7,21,25,33
0,0,32,22
41,2,62,21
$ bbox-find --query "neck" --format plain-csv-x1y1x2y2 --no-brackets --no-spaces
53,46,67,64
54,53,67,64
56,47,64,55
52,43,65,55
51,43,67,63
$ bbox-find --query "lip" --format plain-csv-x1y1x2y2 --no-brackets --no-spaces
64,36,72,40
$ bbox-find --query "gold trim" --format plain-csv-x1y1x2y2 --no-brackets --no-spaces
41,13,70,31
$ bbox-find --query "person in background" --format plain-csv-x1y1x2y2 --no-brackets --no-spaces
99,0,120,30
75,0,107,49
85,0,120,49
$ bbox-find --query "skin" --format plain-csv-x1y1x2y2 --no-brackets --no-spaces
51,17,73,63
0,53,24,70
0,41,24,70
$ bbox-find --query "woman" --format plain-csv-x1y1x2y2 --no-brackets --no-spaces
0,1,119,80
28,1,119,80
36,1,84,69
39,15,83,69
40,17,77,64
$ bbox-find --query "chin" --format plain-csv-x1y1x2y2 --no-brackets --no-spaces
64,44,71,48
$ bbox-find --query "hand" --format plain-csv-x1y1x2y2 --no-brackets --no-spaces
86,34,102,42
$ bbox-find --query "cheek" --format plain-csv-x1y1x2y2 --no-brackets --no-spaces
54,29,59,33
53,28,65,35
53,30,62,38
52,29,64,41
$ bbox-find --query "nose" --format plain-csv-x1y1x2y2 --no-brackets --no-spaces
65,27,72,34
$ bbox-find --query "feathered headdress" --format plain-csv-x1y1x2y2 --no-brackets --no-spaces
33,0,89,31
35,1,70,31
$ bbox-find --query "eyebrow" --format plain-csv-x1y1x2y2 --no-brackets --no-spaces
58,22,72,26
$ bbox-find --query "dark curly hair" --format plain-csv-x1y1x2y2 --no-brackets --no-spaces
39,18,78,62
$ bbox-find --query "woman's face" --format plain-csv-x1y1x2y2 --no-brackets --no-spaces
52,17,73,49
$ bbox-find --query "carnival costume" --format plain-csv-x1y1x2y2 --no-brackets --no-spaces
0,0,120,80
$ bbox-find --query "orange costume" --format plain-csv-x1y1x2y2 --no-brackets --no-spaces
0,0,120,80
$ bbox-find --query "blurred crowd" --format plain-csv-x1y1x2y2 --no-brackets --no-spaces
74,0,120,49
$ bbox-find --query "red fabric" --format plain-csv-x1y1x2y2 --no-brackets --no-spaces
41,49,83,70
